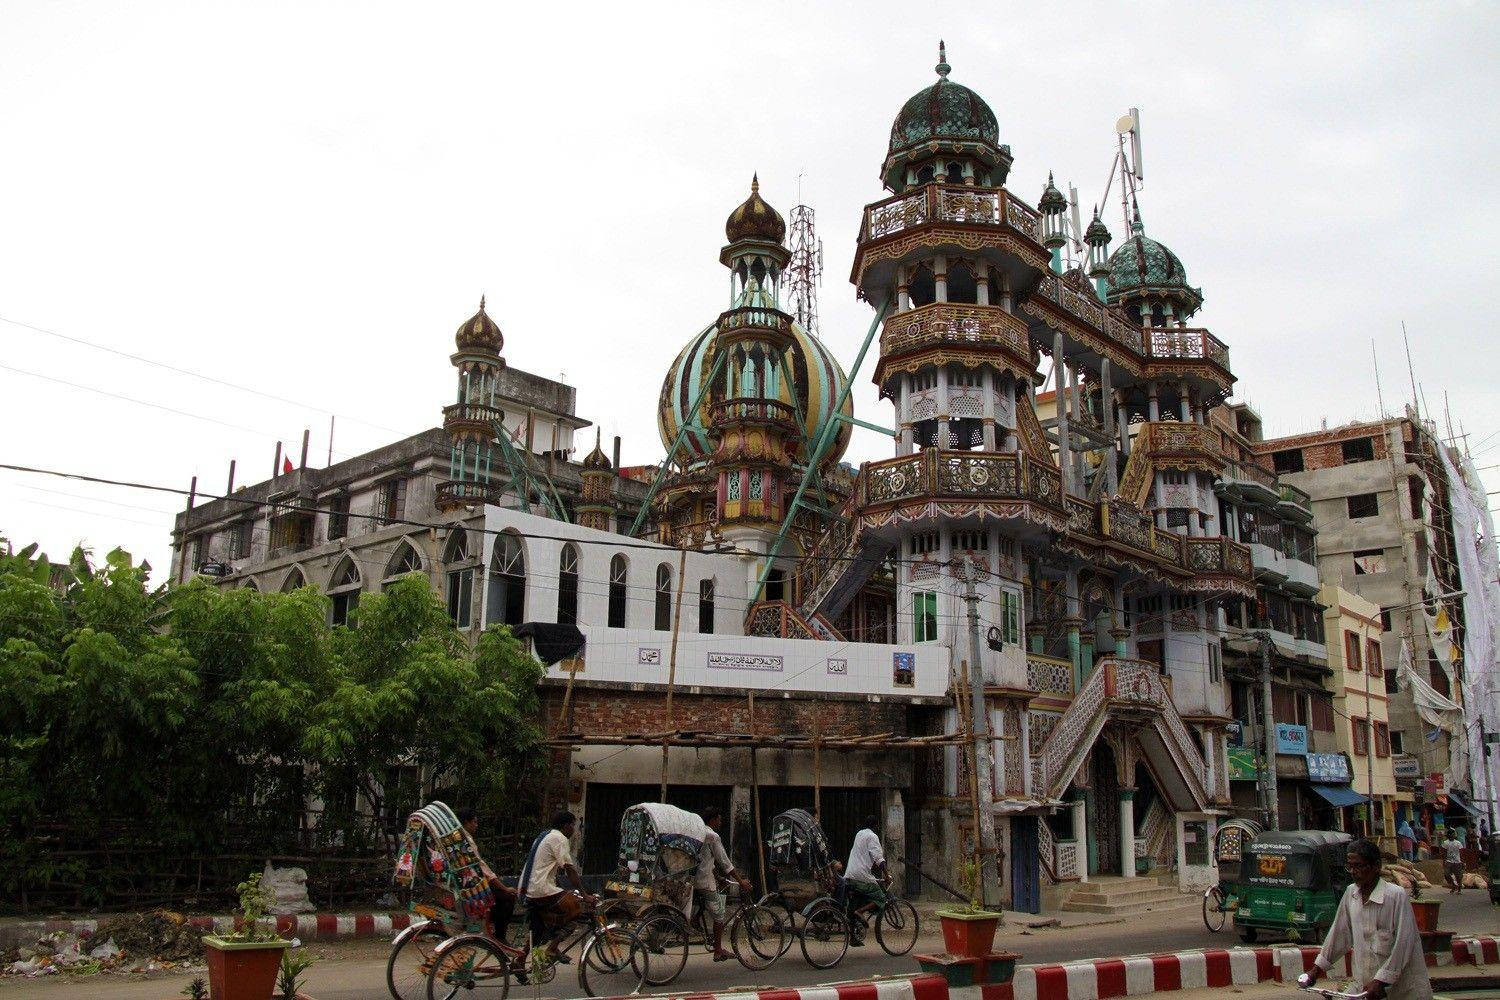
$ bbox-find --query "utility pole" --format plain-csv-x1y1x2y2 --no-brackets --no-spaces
957,559,1001,907
1254,630,1280,831
1480,715,1497,835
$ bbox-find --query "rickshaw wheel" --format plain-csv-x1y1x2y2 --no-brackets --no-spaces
578,923,647,998
386,923,451,1000
425,934,511,1000
731,903,787,970
632,912,689,986
875,899,920,956
1237,926,1258,944
758,893,798,957
798,900,850,969
1202,886,1227,932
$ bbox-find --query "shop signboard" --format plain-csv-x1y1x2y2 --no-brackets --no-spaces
1307,752,1351,783
1276,723,1309,755
1392,755,1421,779
1227,746,1259,781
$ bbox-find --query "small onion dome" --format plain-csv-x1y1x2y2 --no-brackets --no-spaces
455,296,503,354
725,174,786,244
581,430,612,471
1084,209,1112,248
887,41,1002,164
1105,212,1203,314
1039,173,1067,214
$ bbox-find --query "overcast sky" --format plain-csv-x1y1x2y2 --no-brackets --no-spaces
3,1,1498,579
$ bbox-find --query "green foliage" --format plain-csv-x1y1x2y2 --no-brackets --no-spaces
228,872,276,942
181,978,208,1000
0,538,544,908
278,947,315,999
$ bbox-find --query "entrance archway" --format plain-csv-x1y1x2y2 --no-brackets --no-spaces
1089,743,1121,875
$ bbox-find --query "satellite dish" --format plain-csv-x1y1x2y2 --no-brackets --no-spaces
1116,113,1136,134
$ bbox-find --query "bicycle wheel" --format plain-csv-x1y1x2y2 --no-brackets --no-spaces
578,924,645,998
730,903,786,971
425,934,511,1000
758,893,797,957
632,912,689,986
875,899,920,957
387,923,451,1000
1202,886,1226,933
798,900,849,970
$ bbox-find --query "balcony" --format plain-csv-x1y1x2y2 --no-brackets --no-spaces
707,397,798,431
442,402,506,435
861,449,1064,511
878,302,1031,362
1142,327,1230,370
1277,482,1313,520
436,479,506,510
1132,420,1225,475
857,183,1042,246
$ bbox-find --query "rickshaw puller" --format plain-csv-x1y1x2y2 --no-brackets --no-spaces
845,815,889,945
521,810,594,964
697,807,751,962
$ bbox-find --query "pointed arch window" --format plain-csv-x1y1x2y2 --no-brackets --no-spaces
655,563,673,631
384,541,423,590
280,567,305,593
558,544,580,626
329,558,361,627
607,554,628,628
487,532,526,626
445,528,474,628
699,578,715,634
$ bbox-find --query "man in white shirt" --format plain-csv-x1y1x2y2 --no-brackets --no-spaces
844,815,889,945
696,807,751,962
520,810,592,962
1305,839,1431,1000
1441,830,1465,893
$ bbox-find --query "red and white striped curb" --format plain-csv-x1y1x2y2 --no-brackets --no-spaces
603,974,950,1000
0,912,415,948
961,938,1499,1000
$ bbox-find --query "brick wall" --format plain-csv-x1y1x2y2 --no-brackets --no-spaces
544,685,911,739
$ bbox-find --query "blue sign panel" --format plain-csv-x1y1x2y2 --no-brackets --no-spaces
1275,723,1309,755
1306,752,1351,783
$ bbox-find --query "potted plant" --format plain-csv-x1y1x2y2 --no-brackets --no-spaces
202,873,293,1000
1409,880,1441,934
935,861,1004,959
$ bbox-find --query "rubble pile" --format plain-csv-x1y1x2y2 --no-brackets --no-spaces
2,910,206,978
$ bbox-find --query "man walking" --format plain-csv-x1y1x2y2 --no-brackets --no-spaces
1304,839,1431,999
696,806,751,962
1441,828,1465,893
844,815,889,945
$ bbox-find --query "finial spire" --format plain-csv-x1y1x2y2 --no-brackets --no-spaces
935,40,950,79
1131,204,1144,235
479,294,486,311
751,172,759,194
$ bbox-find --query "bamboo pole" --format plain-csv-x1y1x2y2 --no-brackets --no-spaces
813,702,823,821
660,547,689,803
749,690,767,894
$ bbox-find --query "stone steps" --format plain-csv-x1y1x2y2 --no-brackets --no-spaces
1061,875,1200,916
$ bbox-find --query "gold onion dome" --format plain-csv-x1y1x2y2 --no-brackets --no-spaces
725,174,786,244
455,296,503,354
582,430,612,471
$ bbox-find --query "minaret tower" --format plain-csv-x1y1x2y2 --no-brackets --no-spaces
1085,208,1113,299
576,430,614,531
1038,173,1068,274
707,176,801,551
436,297,506,511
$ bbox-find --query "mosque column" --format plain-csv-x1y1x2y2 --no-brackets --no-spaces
981,368,997,450
1101,359,1118,495
934,256,948,303
899,374,915,455
1179,381,1191,422
1111,626,1131,658
1187,471,1203,537
1071,790,1090,884
1054,333,1072,494
1065,567,1083,688
1148,382,1160,422
898,266,911,312
1119,788,1137,878
1119,392,1132,459
937,366,951,450
975,270,990,306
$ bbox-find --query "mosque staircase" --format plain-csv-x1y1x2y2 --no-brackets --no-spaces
1116,445,1154,508
792,491,895,625
1031,658,1211,810
744,601,821,640
1060,875,1195,917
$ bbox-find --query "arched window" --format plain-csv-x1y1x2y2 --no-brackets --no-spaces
558,544,580,626
916,164,935,185
383,541,423,592
607,554,628,628
766,567,785,603
445,528,473,628
947,261,978,304
698,578,715,634
945,161,963,184
329,558,361,627
280,567,305,593
654,563,673,631
908,263,936,308
487,532,526,626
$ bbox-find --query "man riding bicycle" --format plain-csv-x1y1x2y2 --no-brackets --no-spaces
844,815,889,946
520,810,595,964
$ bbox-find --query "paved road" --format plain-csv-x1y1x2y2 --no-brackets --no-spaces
3,889,1493,999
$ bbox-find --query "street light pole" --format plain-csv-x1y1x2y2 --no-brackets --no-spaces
1256,630,1280,831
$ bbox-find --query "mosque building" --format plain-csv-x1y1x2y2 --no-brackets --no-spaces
173,44,1476,913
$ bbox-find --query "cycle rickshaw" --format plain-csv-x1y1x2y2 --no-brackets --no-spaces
603,802,786,985
756,808,858,968
1202,817,1262,934
389,801,646,999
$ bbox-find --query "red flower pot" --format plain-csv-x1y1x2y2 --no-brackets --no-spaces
937,910,1002,958
1410,899,1441,934
202,935,292,1000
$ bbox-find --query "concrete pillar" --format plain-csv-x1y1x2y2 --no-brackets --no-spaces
1187,471,1203,537
976,273,990,306
1072,791,1090,883
1120,789,1137,877
1111,626,1130,658
982,369,997,450
935,257,948,303
1148,382,1160,422
1179,382,1191,422
1055,334,1072,494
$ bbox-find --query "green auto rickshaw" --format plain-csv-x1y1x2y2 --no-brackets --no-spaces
1230,830,1351,943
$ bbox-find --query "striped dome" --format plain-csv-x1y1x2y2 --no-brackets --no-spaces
657,312,853,468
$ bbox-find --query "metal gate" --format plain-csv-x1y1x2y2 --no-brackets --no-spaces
580,783,732,888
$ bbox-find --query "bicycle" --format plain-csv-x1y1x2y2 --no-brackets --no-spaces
757,890,850,969
425,893,649,999
1296,973,1367,999
846,884,920,957
630,887,789,986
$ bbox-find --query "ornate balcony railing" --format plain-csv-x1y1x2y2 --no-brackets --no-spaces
1184,536,1254,578
436,479,506,509
1135,420,1222,465
859,184,1042,245
442,402,507,431
880,302,1030,358
1143,327,1230,369
707,397,798,428
1027,654,1074,697
718,306,792,337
